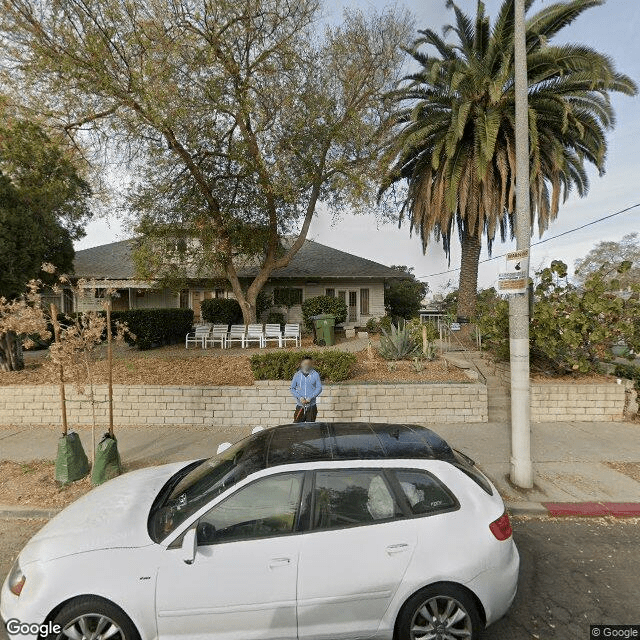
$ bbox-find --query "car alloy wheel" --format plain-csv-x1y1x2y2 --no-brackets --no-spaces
410,595,473,639
57,614,124,640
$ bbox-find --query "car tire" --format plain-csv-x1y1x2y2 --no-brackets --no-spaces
45,596,140,640
396,583,482,640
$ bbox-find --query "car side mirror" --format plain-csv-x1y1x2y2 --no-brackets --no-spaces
216,442,232,455
181,527,197,565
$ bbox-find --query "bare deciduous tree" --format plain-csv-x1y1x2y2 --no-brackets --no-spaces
1,0,412,322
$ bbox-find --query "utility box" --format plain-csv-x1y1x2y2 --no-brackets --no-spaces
311,314,336,346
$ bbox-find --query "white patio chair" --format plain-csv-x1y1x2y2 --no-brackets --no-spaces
185,325,210,349
282,323,301,347
264,323,283,347
245,324,266,348
227,324,247,348
205,324,228,349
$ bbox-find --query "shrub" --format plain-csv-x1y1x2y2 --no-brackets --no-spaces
250,350,357,382
475,261,640,373
365,317,381,334
378,320,421,360
201,298,243,325
614,363,640,391
266,311,286,326
301,295,347,329
110,308,194,350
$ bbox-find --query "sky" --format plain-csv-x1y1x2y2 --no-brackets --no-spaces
75,0,640,296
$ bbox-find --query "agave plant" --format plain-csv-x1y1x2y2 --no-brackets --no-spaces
379,320,421,361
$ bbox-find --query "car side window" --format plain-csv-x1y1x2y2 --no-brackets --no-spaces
393,470,457,516
197,472,304,545
312,469,403,530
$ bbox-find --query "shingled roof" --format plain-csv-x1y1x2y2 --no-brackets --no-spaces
73,239,410,281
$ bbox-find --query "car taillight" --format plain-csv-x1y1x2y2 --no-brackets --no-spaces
489,511,513,541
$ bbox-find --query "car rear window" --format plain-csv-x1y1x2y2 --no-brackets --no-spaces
393,470,457,515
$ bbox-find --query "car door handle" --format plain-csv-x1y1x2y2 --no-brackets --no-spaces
269,557,291,568
386,543,410,555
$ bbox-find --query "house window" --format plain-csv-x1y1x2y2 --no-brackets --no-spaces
215,288,226,299
273,287,303,306
325,288,335,298
94,288,106,298
179,290,190,309
360,288,370,315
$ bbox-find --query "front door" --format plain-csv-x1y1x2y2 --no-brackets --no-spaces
156,472,304,640
297,469,417,640
337,290,359,325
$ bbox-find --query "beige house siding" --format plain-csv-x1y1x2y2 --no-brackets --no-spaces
75,286,179,313
261,279,385,327
72,279,386,326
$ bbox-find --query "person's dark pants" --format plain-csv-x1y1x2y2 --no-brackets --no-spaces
293,404,318,423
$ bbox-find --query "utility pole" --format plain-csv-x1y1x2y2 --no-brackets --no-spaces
509,0,534,488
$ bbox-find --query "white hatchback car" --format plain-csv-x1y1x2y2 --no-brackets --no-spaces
2,422,519,640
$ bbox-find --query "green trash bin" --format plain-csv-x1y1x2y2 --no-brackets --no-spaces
312,314,336,346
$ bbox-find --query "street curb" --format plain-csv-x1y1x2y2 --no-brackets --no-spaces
0,504,61,519
505,501,549,516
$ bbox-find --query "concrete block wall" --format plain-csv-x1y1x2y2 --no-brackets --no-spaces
0,382,488,427
530,383,629,422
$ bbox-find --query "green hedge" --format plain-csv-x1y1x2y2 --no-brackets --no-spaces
301,295,348,329
250,350,356,382
201,298,243,325
111,308,194,350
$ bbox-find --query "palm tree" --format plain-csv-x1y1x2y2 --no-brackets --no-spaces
381,0,636,320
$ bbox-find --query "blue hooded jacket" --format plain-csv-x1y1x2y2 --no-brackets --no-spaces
290,368,323,407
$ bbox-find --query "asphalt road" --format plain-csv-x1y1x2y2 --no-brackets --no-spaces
1,517,638,640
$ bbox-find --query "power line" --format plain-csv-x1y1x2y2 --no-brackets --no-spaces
416,201,640,279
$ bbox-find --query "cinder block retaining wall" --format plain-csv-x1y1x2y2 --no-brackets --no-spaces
530,383,630,422
492,361,633,421
0,382,488,427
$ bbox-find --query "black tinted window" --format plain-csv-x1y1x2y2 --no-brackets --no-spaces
394,470,457,515
312,469,402,530
267,424,329,465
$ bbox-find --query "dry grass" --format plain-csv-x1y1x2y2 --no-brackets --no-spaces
530,373,617,384
0,460,93,508
350,350,469,383
1,340,471,386
605,461,640,483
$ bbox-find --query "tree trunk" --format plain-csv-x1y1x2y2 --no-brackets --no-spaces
50,304,69,436
457,229,482,321
0,331,25,372
106,300,114,437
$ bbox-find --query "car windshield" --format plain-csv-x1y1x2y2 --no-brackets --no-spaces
148,432,269,542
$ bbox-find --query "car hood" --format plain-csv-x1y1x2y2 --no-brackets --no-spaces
19,461,193,565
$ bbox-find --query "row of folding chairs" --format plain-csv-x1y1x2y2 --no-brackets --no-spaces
185,323,301,349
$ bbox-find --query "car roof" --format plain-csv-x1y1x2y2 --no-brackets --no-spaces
247,422,456,468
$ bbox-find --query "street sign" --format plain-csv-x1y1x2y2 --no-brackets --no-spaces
497,272,527,294
505,249,529,276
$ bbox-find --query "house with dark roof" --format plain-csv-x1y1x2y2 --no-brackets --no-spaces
70,239,410,327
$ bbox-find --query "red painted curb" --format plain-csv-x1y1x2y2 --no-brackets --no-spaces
543,502,640,517
603,503,640,517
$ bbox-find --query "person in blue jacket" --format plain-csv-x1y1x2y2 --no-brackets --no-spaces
290,355,323,423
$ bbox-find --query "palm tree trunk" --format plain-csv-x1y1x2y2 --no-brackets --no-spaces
456,230,482,321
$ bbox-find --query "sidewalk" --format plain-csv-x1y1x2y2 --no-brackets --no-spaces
1,419,639,516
